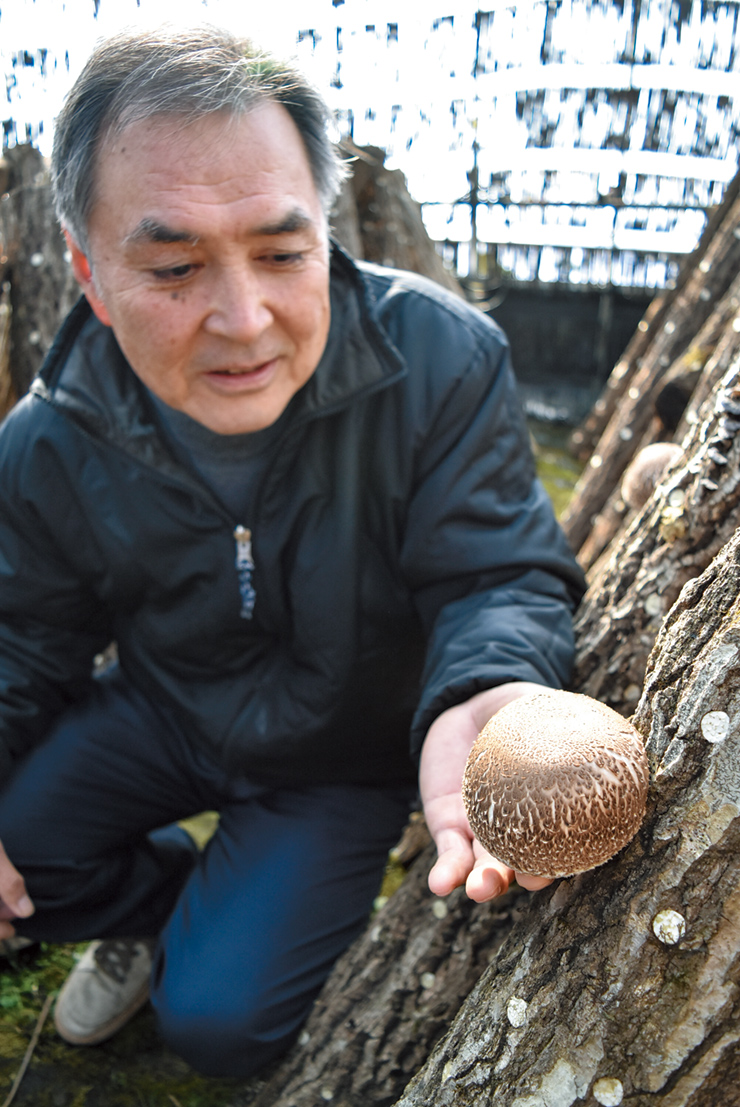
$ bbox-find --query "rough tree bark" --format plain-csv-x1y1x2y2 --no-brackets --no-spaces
561,180,740,555
573,326,740,710
239,847,533,1107
335,140,462,296
394,518,740,1107
568,165,740,463
574,273,740,573
0,145,79,411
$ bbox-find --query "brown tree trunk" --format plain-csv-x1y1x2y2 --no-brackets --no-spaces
394,521,740,1107
0,146,79,405
561,182,740,555
573,272,740,572
572,325,740,716
243,846,533,1107
567,164,740,463
337,140,463,296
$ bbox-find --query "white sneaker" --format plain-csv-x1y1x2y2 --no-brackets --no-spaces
54,938,154,1045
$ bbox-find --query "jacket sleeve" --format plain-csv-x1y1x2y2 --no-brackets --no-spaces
0,402,112,784
398,312,586,762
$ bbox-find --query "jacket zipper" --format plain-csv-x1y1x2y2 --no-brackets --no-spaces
233,525,256,620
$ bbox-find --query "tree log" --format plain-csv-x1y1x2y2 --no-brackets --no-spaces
573,271,740,572
339,140,463,297
568,165,740,463
241,847,533,1107
561,183,740,555
0,148,78,401
571,327,740,716
393,521,740,1107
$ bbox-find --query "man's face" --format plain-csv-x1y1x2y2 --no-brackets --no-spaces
68,103,331,434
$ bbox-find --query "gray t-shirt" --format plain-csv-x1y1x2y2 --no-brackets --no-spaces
148,390,290,522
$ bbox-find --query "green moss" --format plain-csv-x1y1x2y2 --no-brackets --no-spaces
0,944,252,1107
529,420,583,519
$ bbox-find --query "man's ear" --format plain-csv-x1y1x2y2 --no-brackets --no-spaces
64,230,112,327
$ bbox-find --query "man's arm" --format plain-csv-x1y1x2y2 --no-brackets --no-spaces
420,681,553,901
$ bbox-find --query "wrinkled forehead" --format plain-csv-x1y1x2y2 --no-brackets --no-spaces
85,104,330,254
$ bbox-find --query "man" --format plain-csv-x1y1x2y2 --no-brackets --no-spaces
0,27,584,1078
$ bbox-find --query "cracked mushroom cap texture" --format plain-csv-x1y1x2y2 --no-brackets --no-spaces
462,689,649,878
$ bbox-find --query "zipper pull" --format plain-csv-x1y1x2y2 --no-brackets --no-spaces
233,525,256,619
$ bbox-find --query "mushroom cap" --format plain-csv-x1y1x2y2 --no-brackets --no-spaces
462,689,649,878
620,442,682,511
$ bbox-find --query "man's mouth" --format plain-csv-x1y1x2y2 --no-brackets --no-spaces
203,359,278,390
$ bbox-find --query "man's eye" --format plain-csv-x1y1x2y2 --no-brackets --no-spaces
269,252,303,265
152,264,195,280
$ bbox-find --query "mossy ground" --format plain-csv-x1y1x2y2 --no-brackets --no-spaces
0,427,581,1105
529,419,584,519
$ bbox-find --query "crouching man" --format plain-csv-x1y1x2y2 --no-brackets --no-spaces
0,26,584,1077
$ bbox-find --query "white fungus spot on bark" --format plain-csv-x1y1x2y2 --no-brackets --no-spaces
590,455,603,469
701,711,730,744
320,1087,334,1100
644,594,662,617
420,972,436,989
29,252,44,267
298,1029,311,1046
506,996,528,1027
593,1077,624,1105
652,909,686,944
432,899,448,919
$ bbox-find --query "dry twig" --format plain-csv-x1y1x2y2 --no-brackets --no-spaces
1,991,55,1107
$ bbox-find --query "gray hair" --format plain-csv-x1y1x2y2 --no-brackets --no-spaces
51,25,346,252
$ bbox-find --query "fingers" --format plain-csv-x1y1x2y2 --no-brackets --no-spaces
0,841,33,921
427,827,474,897
514,872,553,892
465,844,515,903
428,830,516,903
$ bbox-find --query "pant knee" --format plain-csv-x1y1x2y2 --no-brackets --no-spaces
151,967,305,1078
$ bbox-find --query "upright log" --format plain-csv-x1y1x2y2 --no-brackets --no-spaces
0,146,78,403
394,523,740,1107
572,330,740,715
561,183,740,555
568,164,740,463
574,271,740,572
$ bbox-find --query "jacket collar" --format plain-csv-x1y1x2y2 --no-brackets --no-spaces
32,242,407,465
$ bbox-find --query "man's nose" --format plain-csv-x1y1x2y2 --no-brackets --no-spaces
204,264,273,343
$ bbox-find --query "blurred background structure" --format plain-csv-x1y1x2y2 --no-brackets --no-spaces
2,0,740,418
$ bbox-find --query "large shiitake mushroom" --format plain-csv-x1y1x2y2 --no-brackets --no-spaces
462,689,649,879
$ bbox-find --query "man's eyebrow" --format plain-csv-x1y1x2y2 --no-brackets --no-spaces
123,219,200,247
253,210,314,236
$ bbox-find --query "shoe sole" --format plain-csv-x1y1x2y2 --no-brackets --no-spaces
54,978,151,1046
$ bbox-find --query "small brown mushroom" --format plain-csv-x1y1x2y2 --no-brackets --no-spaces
462,689,649,878
620,442,682,512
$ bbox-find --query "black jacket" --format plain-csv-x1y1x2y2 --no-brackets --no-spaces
0,246,584,787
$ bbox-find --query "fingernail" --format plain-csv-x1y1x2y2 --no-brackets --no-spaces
17,895,33,917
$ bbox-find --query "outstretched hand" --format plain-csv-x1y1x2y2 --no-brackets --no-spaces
0,840,33,940
420,682,553,902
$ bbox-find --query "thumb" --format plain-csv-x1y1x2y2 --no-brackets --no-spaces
0,840,33,918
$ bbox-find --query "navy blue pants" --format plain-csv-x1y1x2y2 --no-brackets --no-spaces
0,670,414,1077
